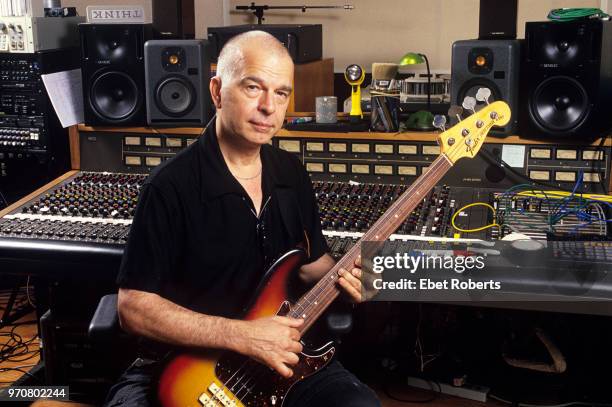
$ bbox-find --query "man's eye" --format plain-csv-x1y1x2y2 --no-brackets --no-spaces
247,85,260,91
276,91,289,99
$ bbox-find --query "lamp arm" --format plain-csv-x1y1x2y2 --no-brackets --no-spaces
421,53,431,111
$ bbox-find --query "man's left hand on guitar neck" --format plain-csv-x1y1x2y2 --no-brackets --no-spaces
337,255,364,303
299,254,364,304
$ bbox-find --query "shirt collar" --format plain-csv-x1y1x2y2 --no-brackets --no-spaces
198,121,292,202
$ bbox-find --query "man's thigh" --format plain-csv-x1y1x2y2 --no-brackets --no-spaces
103,358,159,407
284,360,381,407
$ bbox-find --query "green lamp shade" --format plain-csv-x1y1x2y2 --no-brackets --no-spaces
399,52,425,66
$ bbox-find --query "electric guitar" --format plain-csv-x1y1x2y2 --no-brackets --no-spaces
158,99,511,407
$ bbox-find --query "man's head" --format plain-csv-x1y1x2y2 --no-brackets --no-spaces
211,31,294,147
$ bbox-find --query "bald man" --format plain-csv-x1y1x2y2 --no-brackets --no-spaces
103,32,381,406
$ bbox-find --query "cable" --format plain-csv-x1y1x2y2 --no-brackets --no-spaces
451,202,500,233
0,319,39,365
490,393,612,407
549,171,583,226
592,131,609,193
493,179,611,237
515,191,612,203
547,8,609,22
0,189,8,210
0,366,41,385
25,276,36,309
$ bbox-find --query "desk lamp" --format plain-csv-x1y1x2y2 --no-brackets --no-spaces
399,52,434,131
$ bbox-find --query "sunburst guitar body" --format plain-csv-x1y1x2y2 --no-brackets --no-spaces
158,249,335,407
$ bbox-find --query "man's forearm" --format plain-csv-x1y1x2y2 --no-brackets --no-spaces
117,288,243,351
299,253,336,284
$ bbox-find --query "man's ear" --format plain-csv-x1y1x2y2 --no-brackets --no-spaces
210,76,222,109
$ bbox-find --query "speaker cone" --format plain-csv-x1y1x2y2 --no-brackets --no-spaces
155,76,195,117
542,39,580,66
89,27,138,64
90,71,140,121
530,76,589,133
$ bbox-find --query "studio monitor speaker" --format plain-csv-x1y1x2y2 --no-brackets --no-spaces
451,39,520,136
80,23,155,126
479,0,517,40
521,19,612,139
151,0,195,39
207,24,322,64
144,40,213,126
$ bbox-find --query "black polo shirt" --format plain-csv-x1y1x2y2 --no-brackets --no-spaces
116,123,328,318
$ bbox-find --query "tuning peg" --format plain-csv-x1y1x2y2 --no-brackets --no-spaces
475,87,492,105
432,115,447,131
462,96,477,113
448,105,463,122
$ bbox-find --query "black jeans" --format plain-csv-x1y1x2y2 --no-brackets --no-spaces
104,357,381,407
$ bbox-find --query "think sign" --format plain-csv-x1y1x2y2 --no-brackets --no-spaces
86,5,146,23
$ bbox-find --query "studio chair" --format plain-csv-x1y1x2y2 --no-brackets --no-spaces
88,293,122,343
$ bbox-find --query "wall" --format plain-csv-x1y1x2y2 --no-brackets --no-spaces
63,0,601,71
228,0,600,71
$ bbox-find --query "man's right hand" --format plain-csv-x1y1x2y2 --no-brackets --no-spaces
231,316,304,378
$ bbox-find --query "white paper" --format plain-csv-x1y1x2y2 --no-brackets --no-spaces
501,144,526,168
41,69,84,128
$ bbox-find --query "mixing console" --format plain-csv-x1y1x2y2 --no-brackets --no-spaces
0,172,146,245
4,176,606,249
314,182,455,237
325,234,358,261
0,217,131,244
18,172,146,219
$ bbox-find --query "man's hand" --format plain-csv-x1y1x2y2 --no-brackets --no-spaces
337,256,364,303
231,316,304,378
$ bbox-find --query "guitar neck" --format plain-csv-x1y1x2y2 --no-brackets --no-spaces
289,154,454,333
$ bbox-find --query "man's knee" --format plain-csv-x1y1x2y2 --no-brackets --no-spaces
337,380,381,407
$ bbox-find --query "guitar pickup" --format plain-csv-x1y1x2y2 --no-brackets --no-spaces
208,383,237,406
198,393,217,407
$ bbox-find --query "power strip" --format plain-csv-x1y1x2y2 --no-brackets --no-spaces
406,376,490,402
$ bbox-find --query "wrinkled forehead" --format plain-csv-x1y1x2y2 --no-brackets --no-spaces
233,47,294,88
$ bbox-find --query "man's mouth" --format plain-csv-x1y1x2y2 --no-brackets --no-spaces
249,120,274,131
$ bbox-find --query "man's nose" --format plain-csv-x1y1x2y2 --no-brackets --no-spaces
258,91,276,115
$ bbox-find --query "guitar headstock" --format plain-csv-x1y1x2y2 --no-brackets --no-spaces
436,100,511,164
